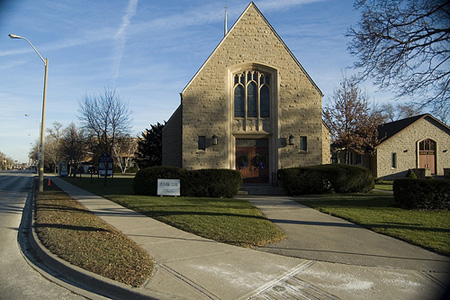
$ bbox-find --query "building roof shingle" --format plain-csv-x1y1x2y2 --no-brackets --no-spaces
377,113,450,146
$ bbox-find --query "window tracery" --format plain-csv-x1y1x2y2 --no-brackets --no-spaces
233,70,270,119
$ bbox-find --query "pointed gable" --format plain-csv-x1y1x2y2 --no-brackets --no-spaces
172,2,327,172
182,2,322,96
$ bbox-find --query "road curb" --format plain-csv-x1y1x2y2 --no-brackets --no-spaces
25,178,159,300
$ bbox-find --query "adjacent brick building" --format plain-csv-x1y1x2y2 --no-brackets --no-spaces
162,2,330,184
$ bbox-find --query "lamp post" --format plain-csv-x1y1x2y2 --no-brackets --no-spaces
9,34,48,192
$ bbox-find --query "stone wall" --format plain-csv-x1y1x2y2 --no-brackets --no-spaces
322,122,331,164
162,105,182,167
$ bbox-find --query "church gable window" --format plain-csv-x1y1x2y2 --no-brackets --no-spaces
233,70,271,119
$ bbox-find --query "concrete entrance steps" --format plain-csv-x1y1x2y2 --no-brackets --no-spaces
238,184,285,195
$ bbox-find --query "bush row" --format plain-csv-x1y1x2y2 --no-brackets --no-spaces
133,166,243,198
393,179,450,210
278,164,374,195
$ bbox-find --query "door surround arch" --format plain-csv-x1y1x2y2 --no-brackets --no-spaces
226,62,279,184
417,138,436,175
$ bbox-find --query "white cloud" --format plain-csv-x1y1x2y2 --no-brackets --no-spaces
258,0,325,11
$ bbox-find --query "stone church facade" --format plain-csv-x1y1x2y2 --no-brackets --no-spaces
163,2,330,184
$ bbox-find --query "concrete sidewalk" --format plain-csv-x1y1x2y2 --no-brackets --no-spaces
241,195,450,271
42,177,449,300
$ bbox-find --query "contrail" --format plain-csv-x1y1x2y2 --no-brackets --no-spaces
113,0,138,82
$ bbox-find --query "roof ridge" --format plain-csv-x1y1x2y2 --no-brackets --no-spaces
379,113,429,127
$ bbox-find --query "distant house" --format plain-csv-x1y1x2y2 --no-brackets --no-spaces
162,2,330,184
334,114,450,179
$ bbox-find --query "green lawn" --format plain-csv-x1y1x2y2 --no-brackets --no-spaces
63,176,286,247
63,175,449,256
374,182,393,191
294,193,450,256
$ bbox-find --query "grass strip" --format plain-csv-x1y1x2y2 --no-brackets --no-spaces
35,179,153,287
64,176,286,247
295,193,450,256
374,183,393,191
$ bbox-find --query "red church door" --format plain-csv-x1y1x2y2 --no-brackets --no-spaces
236,139,269,183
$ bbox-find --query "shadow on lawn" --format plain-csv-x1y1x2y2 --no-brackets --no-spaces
270,218,449,233
37,203,90,214
35,223,110,232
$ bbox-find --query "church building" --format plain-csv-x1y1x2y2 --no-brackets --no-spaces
162,2,330,184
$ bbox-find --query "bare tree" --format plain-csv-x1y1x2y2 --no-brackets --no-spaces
28,141,39,165
348,0,450,122
62,123,86,176
45,122,64,173
323,77,384,163
78,88,131,157
113,134,138,173
378,103,422,122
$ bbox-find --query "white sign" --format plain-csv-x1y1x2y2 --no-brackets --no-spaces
157,179,181,196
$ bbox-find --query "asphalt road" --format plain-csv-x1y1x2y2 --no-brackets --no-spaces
0,170,85,299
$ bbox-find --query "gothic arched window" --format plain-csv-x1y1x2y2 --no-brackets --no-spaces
233,70,270,119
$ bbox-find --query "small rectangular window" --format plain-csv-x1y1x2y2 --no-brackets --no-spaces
300,136,307,151
198,136,206,151
391,153,397,168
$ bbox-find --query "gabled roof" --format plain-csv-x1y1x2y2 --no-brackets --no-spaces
377,113,450,146
181,2,323,96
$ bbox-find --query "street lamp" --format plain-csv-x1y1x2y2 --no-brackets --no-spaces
10,34,48,192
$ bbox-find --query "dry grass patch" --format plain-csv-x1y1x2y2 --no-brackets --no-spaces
35,180,153,287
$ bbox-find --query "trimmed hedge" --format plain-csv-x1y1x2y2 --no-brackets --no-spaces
133,166,242,198
278,164,374,195
393,179,450,210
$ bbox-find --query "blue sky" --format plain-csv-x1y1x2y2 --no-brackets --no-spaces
1,0,396,163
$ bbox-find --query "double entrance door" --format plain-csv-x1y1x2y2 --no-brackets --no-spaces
419,139,436,175
235,139,269,183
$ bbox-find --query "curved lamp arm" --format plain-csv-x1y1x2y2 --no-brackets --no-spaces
9,34,46,65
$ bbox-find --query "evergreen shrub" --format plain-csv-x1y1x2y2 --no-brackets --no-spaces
183,169,243,197
278,164,374,195
393,179,450,210
405,169,418,179
133,167,242,198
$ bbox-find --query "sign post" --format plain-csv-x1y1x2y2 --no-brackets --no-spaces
98,153,113,186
